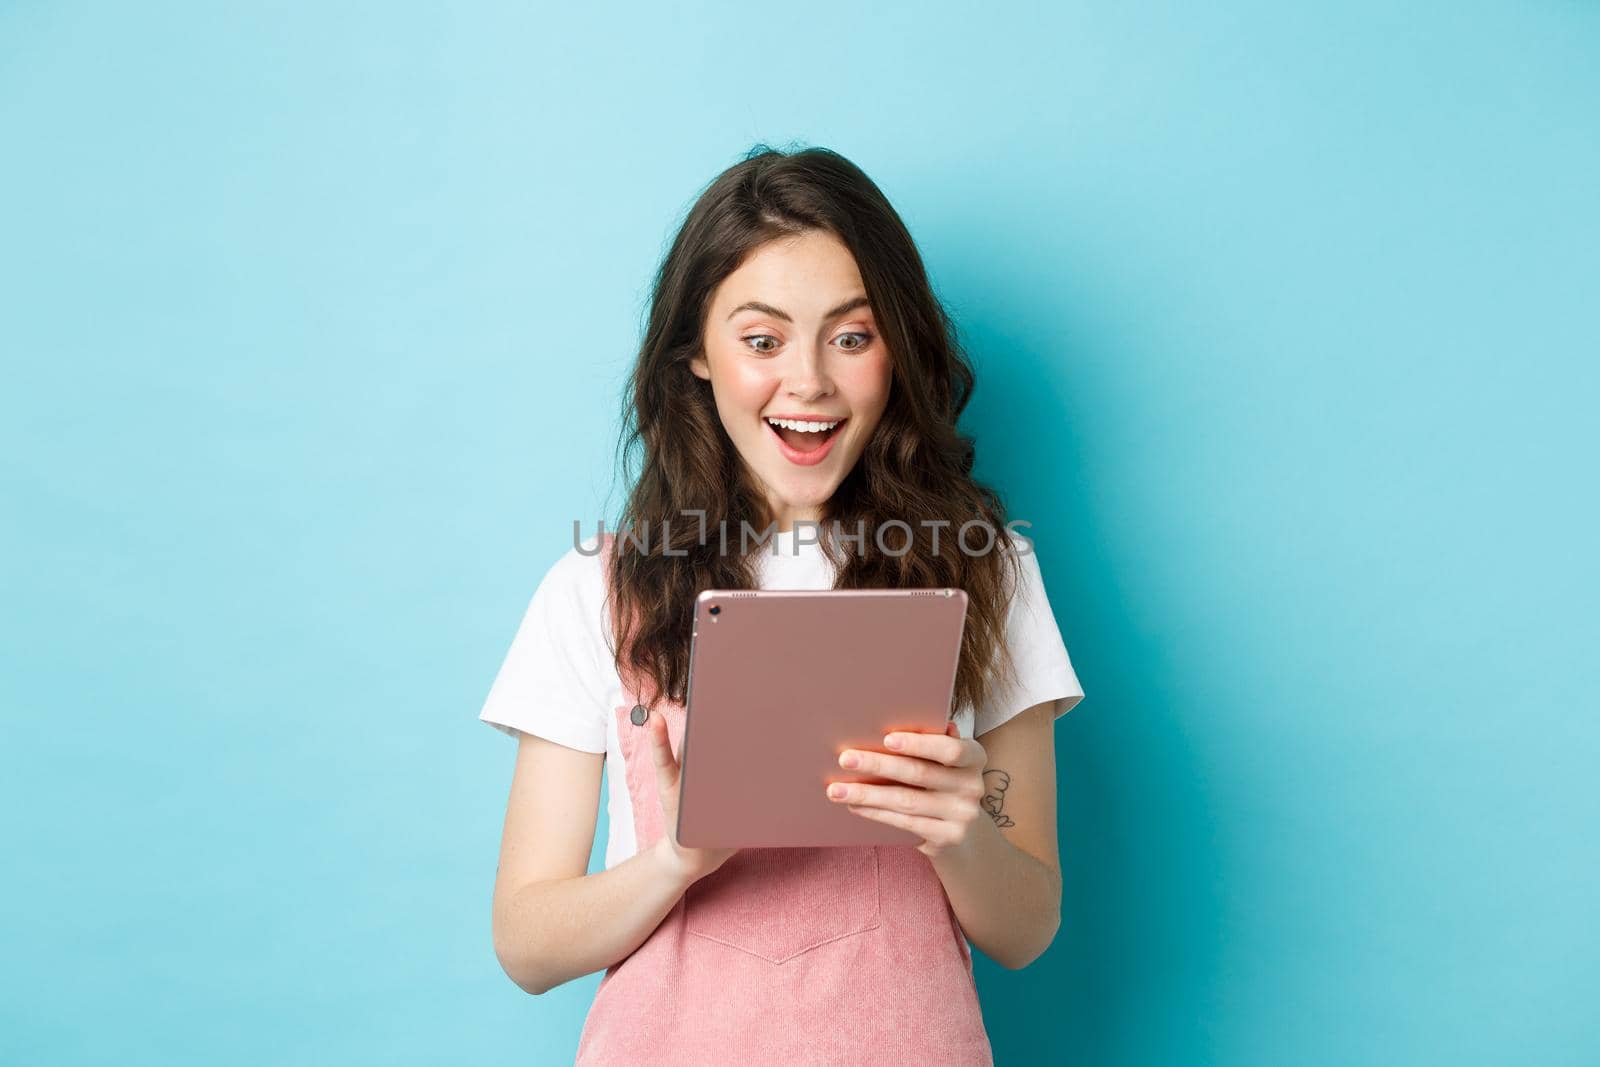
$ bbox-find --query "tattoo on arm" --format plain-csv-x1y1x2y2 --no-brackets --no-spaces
981,769,1014,828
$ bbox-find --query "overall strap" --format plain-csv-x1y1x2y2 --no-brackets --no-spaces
598,529,687,851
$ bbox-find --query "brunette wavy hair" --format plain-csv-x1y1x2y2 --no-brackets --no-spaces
605,144,1024,720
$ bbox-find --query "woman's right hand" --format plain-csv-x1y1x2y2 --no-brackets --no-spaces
645,709,739,884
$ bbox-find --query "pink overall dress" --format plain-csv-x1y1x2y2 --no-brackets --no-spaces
575,534,994,1065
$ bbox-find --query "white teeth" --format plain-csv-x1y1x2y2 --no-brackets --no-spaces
766,417,841,432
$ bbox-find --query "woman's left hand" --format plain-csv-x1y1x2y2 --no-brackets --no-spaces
826,721,989,860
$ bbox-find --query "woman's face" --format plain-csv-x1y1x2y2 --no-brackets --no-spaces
692,230,893,533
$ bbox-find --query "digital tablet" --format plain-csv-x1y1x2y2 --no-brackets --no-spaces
675,587,969,848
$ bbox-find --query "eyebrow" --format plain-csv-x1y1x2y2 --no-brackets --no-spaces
725,295,871,322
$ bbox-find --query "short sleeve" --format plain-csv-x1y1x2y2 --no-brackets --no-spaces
971,536,1086,738
477,546,612,753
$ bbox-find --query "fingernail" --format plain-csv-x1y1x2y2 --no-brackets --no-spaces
839,751,859,769
884,734,902,749
827,783,846,799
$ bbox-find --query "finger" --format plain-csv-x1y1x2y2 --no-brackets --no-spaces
827,780,959,819
884,729,983,769
646,713,679,783
845,804,952,844
838,749,969,793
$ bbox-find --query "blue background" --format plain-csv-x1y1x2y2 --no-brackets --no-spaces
3,3,1595,1064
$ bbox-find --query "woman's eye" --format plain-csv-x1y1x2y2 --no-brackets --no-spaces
741,331,873,354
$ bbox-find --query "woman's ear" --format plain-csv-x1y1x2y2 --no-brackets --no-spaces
689,351,710,380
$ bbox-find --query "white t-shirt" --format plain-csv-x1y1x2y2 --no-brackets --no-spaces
478,527,1085,870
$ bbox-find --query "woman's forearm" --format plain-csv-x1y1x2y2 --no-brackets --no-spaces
931,816,1062,969
493,839,696,995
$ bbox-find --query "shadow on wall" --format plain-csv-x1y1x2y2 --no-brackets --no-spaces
951,239,1230,1064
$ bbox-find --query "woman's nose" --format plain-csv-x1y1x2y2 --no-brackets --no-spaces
783,346,834,400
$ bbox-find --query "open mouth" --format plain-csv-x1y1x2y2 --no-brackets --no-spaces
765,416,847,465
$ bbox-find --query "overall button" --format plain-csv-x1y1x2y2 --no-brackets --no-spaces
629,704,649,726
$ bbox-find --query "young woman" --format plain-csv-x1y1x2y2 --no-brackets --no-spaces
478,145,1085,1065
